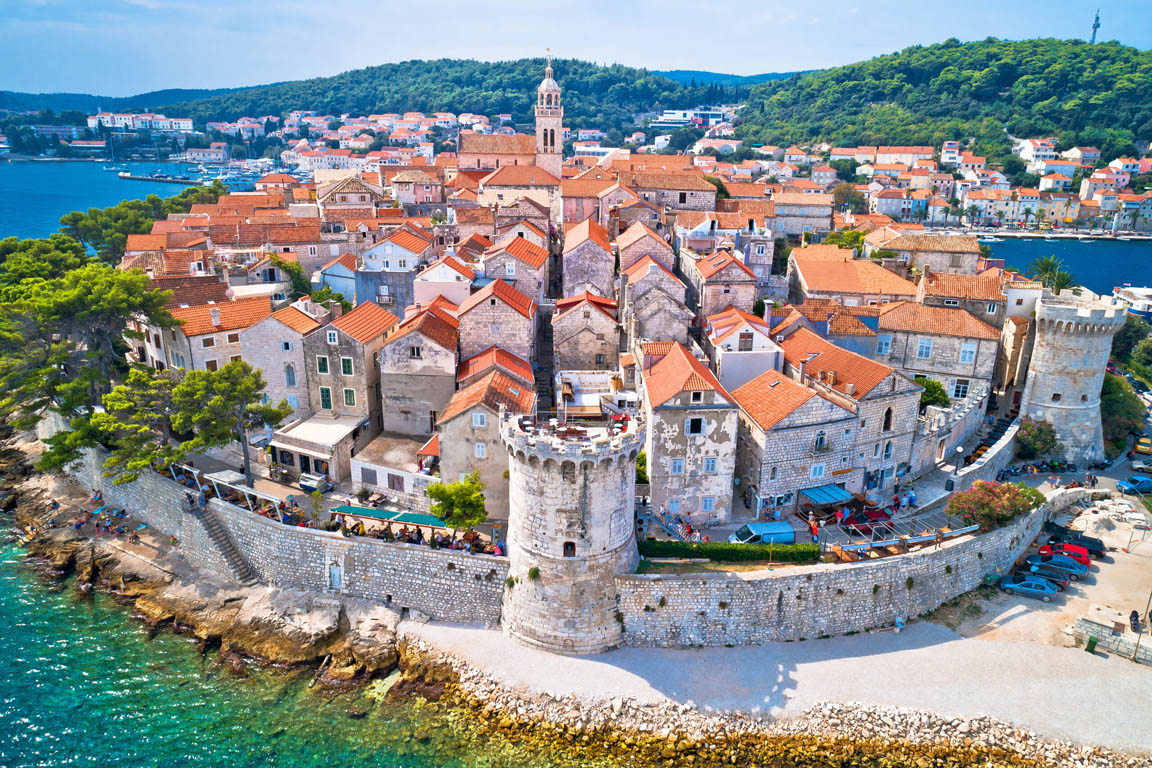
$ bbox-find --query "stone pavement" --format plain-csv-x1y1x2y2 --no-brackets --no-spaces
406,618,1152,753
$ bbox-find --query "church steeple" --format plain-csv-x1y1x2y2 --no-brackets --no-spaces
535,50,563,179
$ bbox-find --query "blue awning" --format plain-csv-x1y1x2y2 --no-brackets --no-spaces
799,484,853,505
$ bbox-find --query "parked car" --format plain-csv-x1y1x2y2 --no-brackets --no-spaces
1045,530,1107,559
1132,380,1150,395
728,522,795,545
1038,542,1092,566
842,508,892,535
999,571,1059,601
1024,553,1089,580
1131,460,1152,474
1117,476,1152,495
1106,364,1119,374
1136,437,1152,455
1022,563,1070,590
1043,522,1104,547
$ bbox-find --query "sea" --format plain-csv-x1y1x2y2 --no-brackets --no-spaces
2,159,1150,294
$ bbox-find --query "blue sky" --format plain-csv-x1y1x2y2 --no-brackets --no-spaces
2,0,1148,96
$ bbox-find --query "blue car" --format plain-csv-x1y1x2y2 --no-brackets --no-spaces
1024,553,1089,580
999,571,1059,602
1117,476,1152,495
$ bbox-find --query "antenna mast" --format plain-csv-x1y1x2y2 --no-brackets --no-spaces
1090,9,1100,44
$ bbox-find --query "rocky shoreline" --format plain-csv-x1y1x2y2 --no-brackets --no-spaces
3,432,1149,768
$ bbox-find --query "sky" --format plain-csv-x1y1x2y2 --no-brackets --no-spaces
2,0,1149,96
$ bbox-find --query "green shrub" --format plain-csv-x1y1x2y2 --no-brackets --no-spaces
527,566,540,580
1016,418,1063,459
637,540,820,563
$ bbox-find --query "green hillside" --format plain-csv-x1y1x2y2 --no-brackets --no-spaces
152,59,728,131
0,86,267,114
738,38,1152,158
654,70,803,86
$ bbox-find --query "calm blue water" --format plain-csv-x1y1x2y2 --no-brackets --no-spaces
987,237,1152,296
0,543,551,768
0,160,197,240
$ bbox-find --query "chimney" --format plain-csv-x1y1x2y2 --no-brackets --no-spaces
846,383,857,396
209,307,221,327
827,370,837,386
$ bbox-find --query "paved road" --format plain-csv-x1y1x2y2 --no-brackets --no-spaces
408,620,1152,752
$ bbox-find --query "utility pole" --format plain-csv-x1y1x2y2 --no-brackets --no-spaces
1133,583,1152,662
1090,9,1100,44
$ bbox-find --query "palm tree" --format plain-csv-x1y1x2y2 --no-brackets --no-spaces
1050,270,1076,295
1029,255,1063,286
1021,208,1033,229
965,204,980,227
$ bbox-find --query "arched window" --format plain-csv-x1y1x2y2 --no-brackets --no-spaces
882,407,893,432
883,441,893,460
285,364,296,387
813,431,827,451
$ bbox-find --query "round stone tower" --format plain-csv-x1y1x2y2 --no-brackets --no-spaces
1020,290,1128,463
499,410,643,655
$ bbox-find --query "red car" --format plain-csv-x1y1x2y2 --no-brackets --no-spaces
843,508,892,535
1107,364,1119,374
1038,542,1091,566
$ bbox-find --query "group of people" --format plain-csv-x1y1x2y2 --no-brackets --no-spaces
1048,473,1099,489
371,523,503,555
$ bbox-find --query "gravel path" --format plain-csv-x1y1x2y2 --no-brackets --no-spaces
407,620,1152,752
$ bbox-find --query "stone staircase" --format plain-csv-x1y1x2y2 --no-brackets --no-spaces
190,505,260,586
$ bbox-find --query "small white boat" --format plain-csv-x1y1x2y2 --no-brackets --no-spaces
1118,236,1133,241
977,236,1004,243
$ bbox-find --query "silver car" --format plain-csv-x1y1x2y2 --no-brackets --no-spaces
1131,460,1152,474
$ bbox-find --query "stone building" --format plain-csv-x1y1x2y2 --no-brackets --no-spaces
302,300,399,425
703,306,783,391
533,58,564,180
779,328,922,493
167,297,272,371
476,165,562,226
500,412,643,654
390,169,443,206
457,345,534,390
681,249,757,320
456,278,538,362
732,369,858,517
917,271,1006,328
618,255,692,348
456,133,536,171
618,171,716,211
876,302,1000,400
561,218,615,298
640,342,737,525
1019,289,1128,463
378,308,459,435
357,226,435,310
413,255,475,308
617,221,674,272
437,370,536,518
552,292,618,371
772,192,833,236
863,232,981,275
789,249,917,306
239,301,330,417
481,235,549,305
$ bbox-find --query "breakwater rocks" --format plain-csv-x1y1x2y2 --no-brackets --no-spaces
397,637,1150,768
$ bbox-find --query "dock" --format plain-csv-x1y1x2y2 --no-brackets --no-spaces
117,172,201,186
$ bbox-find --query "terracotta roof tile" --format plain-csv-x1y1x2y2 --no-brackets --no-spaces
793,257,917,297
733,369,832,430
457,278,537,320
490,236,548,269
617,221,668,251
778,327,893,398
457,345,533,385
170,296,272,337
125,234,168,252
330,301,399,343
562,218,613,254
555,291,617,320
322,252,357,272
921,272,1005,302
148,275,231,309
270,306,322,334
642,342,730,408
438,369,535,424
694,251,756,280
386,308,458,351
621,254,681,284
458,133,536,156
386,228,433,254
877,302,1000,340
874,233,981,254
480,164,560,187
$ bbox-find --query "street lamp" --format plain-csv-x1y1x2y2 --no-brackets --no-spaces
954,445,965,476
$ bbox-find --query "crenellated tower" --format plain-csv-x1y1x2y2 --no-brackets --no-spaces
500,410,643,654
1019,289,1127,463
534,54,563,180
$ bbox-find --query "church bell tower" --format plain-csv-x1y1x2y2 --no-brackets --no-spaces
534,52,563,179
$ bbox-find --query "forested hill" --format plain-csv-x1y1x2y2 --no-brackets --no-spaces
154,59,737,130
738,38,1152,158
0,86,267,114
654,70,802,86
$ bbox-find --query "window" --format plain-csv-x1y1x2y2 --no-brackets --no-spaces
505,262,515,276
916,338,933,359
814,431,827,451
691,391,703,403
678,192,687,204
230,355,242,363
952,378,970,399
943,299,960,307
701,496,715,513
1051,392,1062,402
755,243,765,255
399,260,407,269
959,341,977,364
882,407,893,432
668,498,681,514
883,441,893,460
986,303,997,314
286,395,298,409
563,541,576,558
278,450,295,466
704,458,717,473
201,337,215,348
308,245,317,256
686,418,704,435
472,412,487,428
343,389,356,407
1015,298,1024,305
316,355,329,374
769,466,777,481
327,330,338,345
670,459,684,475
341,357,354,376
227,333,240,344
877,334,892,355
282,341,292,351
204,359,218,372
811,463,825,479
474,442,487,458
410,346,422,359
738,332,754,351
319,387,332,409
873,444,880,458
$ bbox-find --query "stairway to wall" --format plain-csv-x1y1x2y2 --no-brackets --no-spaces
189,505,260,586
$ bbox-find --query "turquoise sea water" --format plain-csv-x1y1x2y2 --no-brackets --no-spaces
985,237,1152,296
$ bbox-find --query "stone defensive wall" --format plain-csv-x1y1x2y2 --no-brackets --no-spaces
615,489,1092,648
40,416,508,624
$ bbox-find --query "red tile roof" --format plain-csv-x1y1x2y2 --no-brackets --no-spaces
330,301,399,343
457,345,533,385
270,306,323,334
921,272,1005,302
437,370,536,424
480,164,560,187
491,236,548,269
386,228,433,254
877,302,1000,340
562,218,613,254
457,278,537,320
170,297,272,337
125,234,168,252
386,307,458,350
732,369,831,430
616,221,667,251
555,291,617,320
642,342,730,408
793,257,917,297
778,327,894,398
148,275,231,309
621,253,680,283
322,252,357,272
695,251,756,280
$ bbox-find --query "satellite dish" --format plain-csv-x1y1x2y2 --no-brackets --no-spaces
225,288,236,299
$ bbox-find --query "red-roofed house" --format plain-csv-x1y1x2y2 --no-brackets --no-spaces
378,307,459,435
481,236,550,304
457,278,538,361
876,302,999,400
619,255,693,347
303,301,398,421
683,250,757,319
703,306,783,390
413,255,475,307
240,299,331,417
561,218,615,297
552,292,618,370
168,297,272,371
640,342,737,524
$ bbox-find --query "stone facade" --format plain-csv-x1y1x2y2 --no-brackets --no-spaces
438,404,514,519
240,314,319,418
303,326,384,427
553,302,619,371
500,414,644,654
618,230,674,272
457,294,536,362
878,329,998,401
378,328,457,435
1020,291,1127,463
561,238,615,298
773,194,834,236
